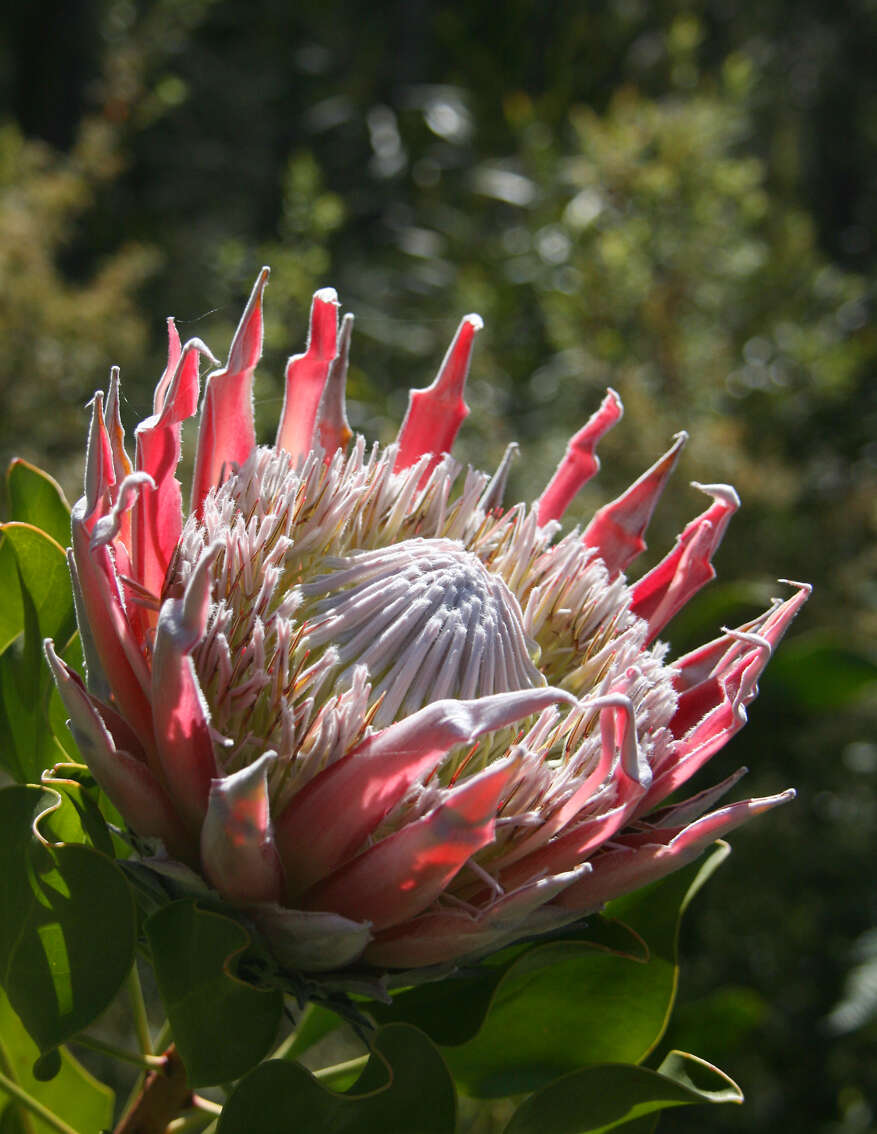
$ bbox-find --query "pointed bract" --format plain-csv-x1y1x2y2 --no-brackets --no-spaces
536,388,623,525
201,753,284,904
275,686,577,897
394,314,481,473
583,431,687,575
630,483,740,641
302,757,521,930
276,287,340,462
150,547,220,830
191,267,269,516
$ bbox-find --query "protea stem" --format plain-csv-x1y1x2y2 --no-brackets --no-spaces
73,1034,164,1070
128,962,155,1056
113,1044,192,1134
313,1054,370,1086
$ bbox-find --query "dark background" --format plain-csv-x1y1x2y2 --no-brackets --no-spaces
1,2,875,1130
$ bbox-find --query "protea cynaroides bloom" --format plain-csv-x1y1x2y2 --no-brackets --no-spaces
45,268,809,975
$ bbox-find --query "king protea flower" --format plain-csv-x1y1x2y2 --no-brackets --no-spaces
46,268,809,975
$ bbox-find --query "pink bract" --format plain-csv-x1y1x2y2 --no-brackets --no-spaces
46,269,809,974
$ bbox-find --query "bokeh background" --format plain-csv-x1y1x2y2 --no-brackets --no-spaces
1,2,875,1130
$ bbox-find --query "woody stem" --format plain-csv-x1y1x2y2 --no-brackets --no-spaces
113,1044,193,1134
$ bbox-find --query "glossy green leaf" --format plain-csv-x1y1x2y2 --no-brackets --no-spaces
0,523,77,783
0,785,137,1064
217,1024,456,1134
0,987,113,1134
0,524,75,647
504,1050,742,1133
438,844,729,1098
0,538,23,657
145,901,283,1087
374,916,647,1049
6,460,71,553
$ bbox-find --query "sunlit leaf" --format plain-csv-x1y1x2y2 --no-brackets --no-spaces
0,987,113,1134
0,523,77,783
504,1050,742,1133
6,459,71,552
0,785,136,1066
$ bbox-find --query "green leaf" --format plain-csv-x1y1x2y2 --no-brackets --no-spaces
217,1024,456,1134
503,1051,742,1133
0,523,77,783
436,844,728,1098
0,539,23,657
6,460,71,553
374,916,647,1049
0,785,137,1065
145,901,283,1087
0,524,75,648
0,987,113,1134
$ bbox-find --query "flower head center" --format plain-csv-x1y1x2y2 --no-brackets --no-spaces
298,537,543,726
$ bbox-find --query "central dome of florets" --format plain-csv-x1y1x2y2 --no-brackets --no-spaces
299,537,543,726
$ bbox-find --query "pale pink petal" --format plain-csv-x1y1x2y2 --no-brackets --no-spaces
275,287,340,462
314,311,353,456
274,686,576,898
364,866,588,969
151,317,183,417
394,314,481,473
662,580,807,766
643,767,749,830
630,483,740,642
191,267,269,517
201,753,284,904
555,790,795,913
83,390,116,522
491,688,649,873
582,432,687,576
640,638,768,810
132,338,213,625
44,640,193,861
105,369,132,481
252,904,372,972
536,389,623,525
89,473,155,552
302,756,521,930
71,504,155,747
150,546,220,830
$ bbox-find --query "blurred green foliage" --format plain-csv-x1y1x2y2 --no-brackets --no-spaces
0,1,875,1131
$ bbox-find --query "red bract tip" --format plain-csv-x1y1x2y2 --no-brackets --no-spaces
536,388,623,526
191,267,270,518
394,314,482,474
276,287,340,463
583,431,687,576
630,483,740,642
